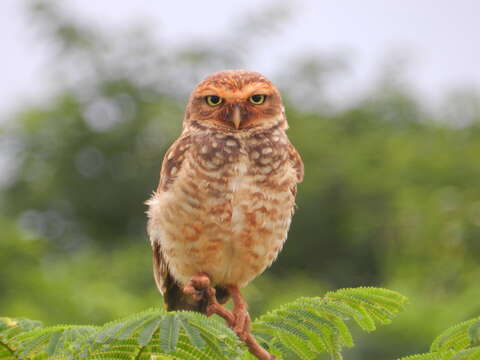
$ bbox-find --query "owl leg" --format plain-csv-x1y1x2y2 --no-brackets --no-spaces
205,287,235,326
183,274,273,359
227,285,251,341
208,286,274,360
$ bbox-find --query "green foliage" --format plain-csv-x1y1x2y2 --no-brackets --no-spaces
0,317,96,359
0,311,241,360
252,287,407,360
0,287,406,359
82,310,242,360
396,317,480,360
431,317,480,352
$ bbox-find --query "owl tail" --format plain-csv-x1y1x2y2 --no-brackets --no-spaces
162,275,231,313
163,277,208,313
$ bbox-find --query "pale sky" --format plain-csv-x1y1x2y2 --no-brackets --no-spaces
1,0,479,116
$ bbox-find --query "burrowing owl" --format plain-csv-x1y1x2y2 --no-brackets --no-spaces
146,70,303,338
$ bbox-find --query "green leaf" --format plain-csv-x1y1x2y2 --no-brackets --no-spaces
18,332,50,358
398,317,480,359
469,321,480,346
138,316,162,346
179,316,206,349
159,314,180,353
395,352,447,360
117,313,156,340
252,287,407,360
431,317,480,352
46,331,62,356
1,287,407,360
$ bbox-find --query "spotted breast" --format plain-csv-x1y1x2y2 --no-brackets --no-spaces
146,124,302,289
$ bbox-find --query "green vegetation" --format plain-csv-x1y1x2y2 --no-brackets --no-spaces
396,317,480,360
0,287,407,359
1,1,479,359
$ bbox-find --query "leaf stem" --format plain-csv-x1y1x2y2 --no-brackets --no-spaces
134,345,145,360
0,339,19,358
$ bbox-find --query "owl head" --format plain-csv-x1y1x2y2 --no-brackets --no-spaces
184,70,287,132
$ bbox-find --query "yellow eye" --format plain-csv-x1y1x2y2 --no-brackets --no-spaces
249,94,266,105
205,95,223,106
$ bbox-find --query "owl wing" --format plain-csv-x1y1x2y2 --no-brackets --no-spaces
287,142,304,183
149,132,192,295
157,132,192,192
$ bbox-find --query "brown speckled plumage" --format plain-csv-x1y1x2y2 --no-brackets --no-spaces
146,70,303,312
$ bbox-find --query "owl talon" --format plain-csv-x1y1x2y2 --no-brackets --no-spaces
182,283,204,301
183,272,211,301
191,272,211,289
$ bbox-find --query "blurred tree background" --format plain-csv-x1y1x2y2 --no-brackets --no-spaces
1,1,480,359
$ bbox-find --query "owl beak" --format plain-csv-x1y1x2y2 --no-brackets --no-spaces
232,106,241,130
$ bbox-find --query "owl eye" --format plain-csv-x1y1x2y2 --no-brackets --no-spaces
205,95,223,106
249,94,266,105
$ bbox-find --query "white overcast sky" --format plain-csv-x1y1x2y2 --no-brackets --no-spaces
1,0,479,116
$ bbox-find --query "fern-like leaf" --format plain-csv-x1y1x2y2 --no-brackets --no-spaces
159,315,179,353
251,286,407,360
78,309,242,360
0,317,96,360
0,318,43,360
395,352,452,360
431,317,480,352
2,287,408,360
397,316,480,360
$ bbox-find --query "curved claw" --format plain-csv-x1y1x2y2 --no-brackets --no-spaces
182,272,211,300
